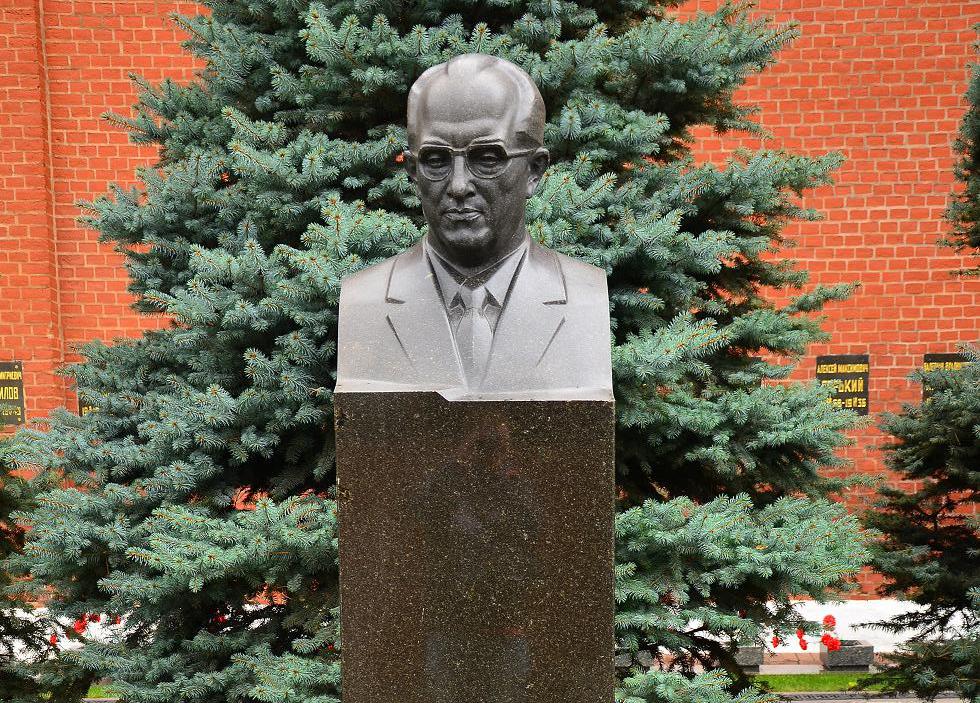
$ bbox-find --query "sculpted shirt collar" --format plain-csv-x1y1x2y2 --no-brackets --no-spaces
423,234,529,328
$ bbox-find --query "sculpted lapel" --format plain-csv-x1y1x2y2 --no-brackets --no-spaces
383,243,464,388
481,241,567,391
382,240,569,393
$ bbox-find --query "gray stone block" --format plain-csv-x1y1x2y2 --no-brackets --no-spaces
734,644,764,672
613,653,633,669
820,639,874,671
614,649,655,670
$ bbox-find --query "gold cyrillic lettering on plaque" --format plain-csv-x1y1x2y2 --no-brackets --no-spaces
922,353,971,400
78,398,99,416
815,354,869,416
0,362,26,426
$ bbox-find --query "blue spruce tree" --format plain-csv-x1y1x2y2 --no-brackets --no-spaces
8,1,865,701
863,39,979,702
0,441,93,701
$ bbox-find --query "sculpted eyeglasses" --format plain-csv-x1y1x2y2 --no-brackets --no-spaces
409,144,537,181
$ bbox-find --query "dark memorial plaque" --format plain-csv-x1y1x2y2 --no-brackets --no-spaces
0,362,25,426
78,399,98,416
815,354,869,416
334,55,615,703
335,393,615,703
922,353,971,399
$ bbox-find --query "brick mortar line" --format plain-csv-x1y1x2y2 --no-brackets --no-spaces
33,0,68,394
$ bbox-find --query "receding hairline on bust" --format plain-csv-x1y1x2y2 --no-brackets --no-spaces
407,54,546,150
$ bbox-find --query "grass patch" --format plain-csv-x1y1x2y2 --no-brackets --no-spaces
85,684,117,698
752,673,882,693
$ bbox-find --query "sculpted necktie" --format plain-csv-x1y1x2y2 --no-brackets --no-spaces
452,285,494,385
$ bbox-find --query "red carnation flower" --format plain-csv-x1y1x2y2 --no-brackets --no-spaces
823,614,836,629
89,613,101,623
799,640,808,651
771,636,780,648
49,634,58,645
796,628,805,639
72,619,86,634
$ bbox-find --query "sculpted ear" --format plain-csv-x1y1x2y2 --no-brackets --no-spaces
526,148,550,197
403,150,417,183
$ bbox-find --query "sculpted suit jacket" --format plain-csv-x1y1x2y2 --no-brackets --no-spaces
336,237,612,400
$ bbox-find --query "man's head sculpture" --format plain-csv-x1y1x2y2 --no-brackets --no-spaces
336,53,611,399
403,54,551,273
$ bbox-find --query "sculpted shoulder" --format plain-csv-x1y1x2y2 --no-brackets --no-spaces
551,249,609,301
340,253,399,305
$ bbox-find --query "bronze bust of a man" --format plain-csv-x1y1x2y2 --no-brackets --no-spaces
337,54,611,400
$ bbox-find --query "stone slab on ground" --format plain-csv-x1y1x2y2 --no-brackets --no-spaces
768,653,823,664
758,663,824,674
821,640,875,671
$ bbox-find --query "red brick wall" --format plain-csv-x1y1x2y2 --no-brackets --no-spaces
683,0,980,594
1,1,979,594
0,0,198,422
0,3,64,419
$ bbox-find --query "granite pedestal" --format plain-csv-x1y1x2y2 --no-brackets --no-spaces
335,391,615,703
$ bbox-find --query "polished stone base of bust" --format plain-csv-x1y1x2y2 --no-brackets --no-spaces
335,391,615,703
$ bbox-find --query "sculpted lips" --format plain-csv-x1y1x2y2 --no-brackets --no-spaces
442,207,483,222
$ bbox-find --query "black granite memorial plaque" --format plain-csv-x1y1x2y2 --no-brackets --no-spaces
922,352,971,399
78,398,98,416
0,361,25,426
815,354,869,416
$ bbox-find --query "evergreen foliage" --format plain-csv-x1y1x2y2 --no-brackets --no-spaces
945,36,980,269
863,41,980,702
864,350,980,702
0,441,92,702
8,1,865,701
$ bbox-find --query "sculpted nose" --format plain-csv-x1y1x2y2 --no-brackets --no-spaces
446,153,475,199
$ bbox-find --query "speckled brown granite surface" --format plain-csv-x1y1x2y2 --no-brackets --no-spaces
335,391,615,703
